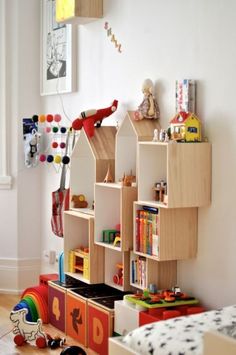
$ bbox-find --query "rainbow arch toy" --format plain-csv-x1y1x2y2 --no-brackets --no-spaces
13,285,49,324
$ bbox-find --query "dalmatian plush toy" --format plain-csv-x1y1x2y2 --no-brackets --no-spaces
24,129,41,168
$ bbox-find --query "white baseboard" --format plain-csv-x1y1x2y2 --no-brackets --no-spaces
0,257,41,293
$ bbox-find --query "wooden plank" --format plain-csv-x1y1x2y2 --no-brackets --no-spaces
159,208,198,260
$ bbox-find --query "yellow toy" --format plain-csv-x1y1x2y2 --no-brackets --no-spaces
169,111,201,142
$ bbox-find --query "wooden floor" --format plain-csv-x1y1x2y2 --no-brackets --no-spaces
0,294,96,354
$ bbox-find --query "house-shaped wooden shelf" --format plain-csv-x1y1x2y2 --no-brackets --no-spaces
70,127,116,211
115,111,161,182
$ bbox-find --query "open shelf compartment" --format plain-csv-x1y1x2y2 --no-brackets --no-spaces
104,248,130,291
130,251,177,291
94,183,137,251
133,202,198,261
138,141,211,208
64,210,104,284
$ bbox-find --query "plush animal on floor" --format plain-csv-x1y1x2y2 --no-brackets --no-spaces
72,100,118,137
10,308,47,348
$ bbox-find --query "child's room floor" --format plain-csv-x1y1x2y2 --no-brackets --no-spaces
0,294,96,355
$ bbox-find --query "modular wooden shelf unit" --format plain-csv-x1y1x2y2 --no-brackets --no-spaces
64,210,104,284
133,202,198,261
138,141,211,208
94,183,137,252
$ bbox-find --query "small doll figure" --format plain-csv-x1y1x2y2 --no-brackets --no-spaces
134,79,160,120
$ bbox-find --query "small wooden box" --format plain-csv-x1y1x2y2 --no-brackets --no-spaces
88,295,125,355
48,280,85,332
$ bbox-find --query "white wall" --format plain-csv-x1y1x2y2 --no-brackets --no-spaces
1,0,235,307
0,0,41,293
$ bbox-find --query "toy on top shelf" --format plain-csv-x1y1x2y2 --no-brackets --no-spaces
103,164,114,183
120,171,136,187
134,79,160,121
71,194,88,208
169,111,201,142
72,100,118,137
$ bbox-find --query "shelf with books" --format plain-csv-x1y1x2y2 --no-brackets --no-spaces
133,202,198,261
104,248,130,292
138,141,211,208
94,183,137,252
64,210,104,284
130,251,177,291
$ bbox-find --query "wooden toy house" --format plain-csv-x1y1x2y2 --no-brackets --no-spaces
169,111,201,142
115,111,160,182
70,126,116,211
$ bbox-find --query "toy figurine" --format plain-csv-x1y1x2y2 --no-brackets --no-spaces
71,195,88,208
10,308,47,348
103,164,114,183
134,79,160,121
72,100,118,137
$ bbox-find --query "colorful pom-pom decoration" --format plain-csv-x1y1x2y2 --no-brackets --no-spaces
52,142,58,149
60,142,66,149
54,114,62,122
54,155,62,164
46,114,53,123
45,126,51,133
60,127,67,134
39,115,46,123
32,115,38,123
39,154,46,162
62,156,70,165
52,126,59,133
47,155,54,163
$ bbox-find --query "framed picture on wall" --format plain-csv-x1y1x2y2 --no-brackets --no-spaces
40,0,76,95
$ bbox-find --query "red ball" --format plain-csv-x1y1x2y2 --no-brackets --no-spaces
52,141,58,149
46,114,53,123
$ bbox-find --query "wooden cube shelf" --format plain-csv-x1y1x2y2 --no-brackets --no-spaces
130,251,177,290
138,141,211,208
64,210,104,284
133,202,198,261
56,0,103,24
94,183,137,251
104,248,130,292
